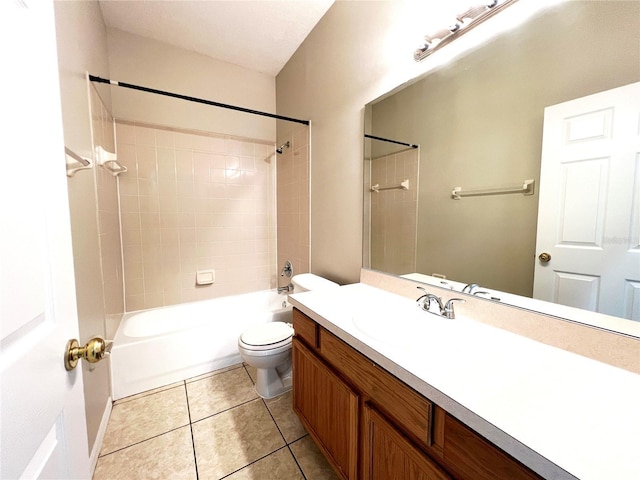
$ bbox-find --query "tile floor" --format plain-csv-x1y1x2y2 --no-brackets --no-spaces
94,363,339,479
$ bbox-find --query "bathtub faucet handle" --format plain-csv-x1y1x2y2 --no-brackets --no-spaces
281,260,293,278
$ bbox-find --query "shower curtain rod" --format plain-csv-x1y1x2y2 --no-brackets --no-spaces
89,75,310,126
364,134,418,149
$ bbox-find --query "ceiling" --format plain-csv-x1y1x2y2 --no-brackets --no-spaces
98,0,335,77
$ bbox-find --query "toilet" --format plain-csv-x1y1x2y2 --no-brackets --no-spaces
238,273,339,398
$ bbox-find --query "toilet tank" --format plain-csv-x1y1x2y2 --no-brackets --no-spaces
291,273,339,293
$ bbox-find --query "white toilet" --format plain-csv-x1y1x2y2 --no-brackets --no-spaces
238,273,339,398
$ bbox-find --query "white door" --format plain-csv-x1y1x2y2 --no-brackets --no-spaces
0,1,89,479
533,82,640,320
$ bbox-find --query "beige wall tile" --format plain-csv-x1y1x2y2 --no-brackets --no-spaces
119,175,138,196
115,122,136,145
155,129,174,148
276,126,309,277
134,125,156,146
117,122,277,310
126,294,145,312
368,149,419,274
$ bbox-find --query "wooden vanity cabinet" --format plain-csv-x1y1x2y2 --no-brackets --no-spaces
292,308,541,480
363,404,451,480
292,339,358,480
443,414,540,480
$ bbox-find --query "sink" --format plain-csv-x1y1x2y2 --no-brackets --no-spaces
351,297,463,348
352,303,429,345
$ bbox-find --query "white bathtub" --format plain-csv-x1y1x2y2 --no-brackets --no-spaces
110,290,292,400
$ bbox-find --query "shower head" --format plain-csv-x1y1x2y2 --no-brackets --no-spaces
276,141,290,154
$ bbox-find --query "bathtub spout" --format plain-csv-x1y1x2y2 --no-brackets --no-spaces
277,284,293,294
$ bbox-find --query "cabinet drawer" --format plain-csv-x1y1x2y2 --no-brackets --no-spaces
319,328,434,450
293,308,318,348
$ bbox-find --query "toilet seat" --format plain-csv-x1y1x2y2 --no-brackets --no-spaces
239,322,293,352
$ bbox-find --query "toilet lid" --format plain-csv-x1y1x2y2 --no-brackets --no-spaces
241,322,293,347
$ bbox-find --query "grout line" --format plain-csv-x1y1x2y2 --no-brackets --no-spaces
184,380,200,480
262,397,287,444
190,397,261,425
260,391,308,478
218,445,290,480
98,424,190,458
113,382,185,406
115,363,244,406
288,444,308,480
242,363,256,385
184,364,244,384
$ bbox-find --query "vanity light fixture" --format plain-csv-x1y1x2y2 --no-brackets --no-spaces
414,0,518,62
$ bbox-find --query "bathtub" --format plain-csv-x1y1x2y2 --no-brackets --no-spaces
110,290,292,400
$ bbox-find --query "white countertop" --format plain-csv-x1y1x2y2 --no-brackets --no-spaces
289,283,640,480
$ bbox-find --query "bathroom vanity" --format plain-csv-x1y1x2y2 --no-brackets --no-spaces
288,282,640,480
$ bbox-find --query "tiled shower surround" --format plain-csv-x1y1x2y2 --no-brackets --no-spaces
368,148,419,274
90,86,125,316
115,121,277,311
276,124,311,279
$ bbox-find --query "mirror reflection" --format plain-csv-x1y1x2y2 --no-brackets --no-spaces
363,1,640,329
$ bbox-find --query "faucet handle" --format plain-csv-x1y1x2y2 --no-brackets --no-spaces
443,298,465,319
415,286,431,310
462,283,479,294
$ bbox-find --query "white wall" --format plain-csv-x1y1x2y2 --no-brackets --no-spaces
276,0,640,288
276,1,474,284
107,29,276,141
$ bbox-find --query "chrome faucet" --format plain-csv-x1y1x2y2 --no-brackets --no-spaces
472,290,501,302
442,298,465,319
462,283,479,294
439,280,455,290
416,287,465,319
277,284,293,294
278,261,294,294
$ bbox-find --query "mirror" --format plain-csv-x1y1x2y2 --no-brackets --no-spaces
363,1,640,335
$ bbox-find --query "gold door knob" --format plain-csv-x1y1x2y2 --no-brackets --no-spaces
65,337,113,371
538,252,551,263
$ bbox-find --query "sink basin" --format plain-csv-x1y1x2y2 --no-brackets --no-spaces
352,303,429,345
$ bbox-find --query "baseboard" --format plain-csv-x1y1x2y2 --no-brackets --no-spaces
89,396,112,476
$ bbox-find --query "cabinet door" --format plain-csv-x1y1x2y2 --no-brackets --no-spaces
292,338,358,480
363,404,451,480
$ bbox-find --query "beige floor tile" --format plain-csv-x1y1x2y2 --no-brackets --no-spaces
186,363,243,383
192,398,285,479
93,426,196,480
225,447,304,480
101,386,190,455
244,364,257,384
290,435,339,480
113,381,184,406
186,367,258,422
264,391,307,444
